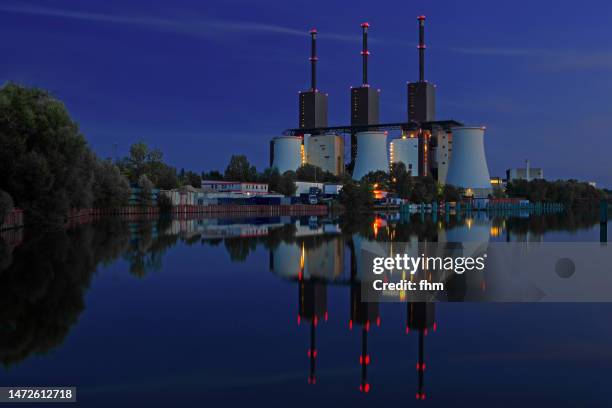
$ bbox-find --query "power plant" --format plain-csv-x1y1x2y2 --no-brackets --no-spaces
271,16,492,197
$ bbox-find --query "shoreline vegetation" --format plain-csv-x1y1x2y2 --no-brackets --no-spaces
0,83,608,228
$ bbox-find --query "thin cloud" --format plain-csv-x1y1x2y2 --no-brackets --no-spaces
450,46,612,70
0,3,357,42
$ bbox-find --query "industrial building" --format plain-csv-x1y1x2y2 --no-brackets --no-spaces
270,135,304,173
304,134,344,175
389,135,419,176
506,164,544,181
275,16,493,196
350,23,380,166
445,127,492,198
299,29,328,130
201,180,269,195
352,131,389,180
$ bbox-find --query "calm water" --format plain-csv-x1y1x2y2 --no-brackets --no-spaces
0,211,610,407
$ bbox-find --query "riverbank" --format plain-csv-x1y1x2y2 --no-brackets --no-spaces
0,204,328,232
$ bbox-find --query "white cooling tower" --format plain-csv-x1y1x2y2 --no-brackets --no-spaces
352,131,389,180
389,137,419,176
272,136,303,174
446,127,492,198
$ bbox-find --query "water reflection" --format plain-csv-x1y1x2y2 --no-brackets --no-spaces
0,210,605,395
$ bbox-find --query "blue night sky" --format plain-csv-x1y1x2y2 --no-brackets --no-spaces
1,0,612,187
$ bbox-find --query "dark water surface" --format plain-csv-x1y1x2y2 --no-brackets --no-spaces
0,212,610,407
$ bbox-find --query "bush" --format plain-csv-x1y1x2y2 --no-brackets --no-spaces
0,190,14,225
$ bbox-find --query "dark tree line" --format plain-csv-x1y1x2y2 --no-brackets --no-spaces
0,83,131,223
506,179,604,207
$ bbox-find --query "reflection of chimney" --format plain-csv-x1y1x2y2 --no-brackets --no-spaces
309,29,318,91
359,326,371,393
298,280,327,385
418,16,426,82
407,302,436,401
361,23,370,86
307,320,317,384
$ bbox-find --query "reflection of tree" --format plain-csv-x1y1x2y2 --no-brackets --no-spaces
223,238,257,262
0,222,128,367
505,210,599,235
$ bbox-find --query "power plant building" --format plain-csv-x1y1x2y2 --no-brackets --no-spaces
434,130,452,184
271,136,303,174
305,134,344,175
352,131,389,180
445,127,492,198
390,136,419,176
299,29,328,130
407,16,436,123
350,23,380,165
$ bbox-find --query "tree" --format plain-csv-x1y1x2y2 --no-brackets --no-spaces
361,170,390,190
224,155,257,182
339,180,374,213
410,176,437,203
0,83,97,223
296,164,338,182
155,165,179,190
0,190,13,225
92,159,130,208
260,167,282,193
179,170,202,188
278,171,297,197
138,175,154,207
442,184,463,202
390,163,413,199
202,170,223,181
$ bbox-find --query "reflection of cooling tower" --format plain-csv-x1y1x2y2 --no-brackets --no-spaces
352,131,389,180
390,137,419,176
272,136,303,174
446,127,492,197
271,242,303,278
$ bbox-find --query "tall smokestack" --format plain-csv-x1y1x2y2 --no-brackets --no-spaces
418,16,426,82
309,28,318,91
361,22,370,86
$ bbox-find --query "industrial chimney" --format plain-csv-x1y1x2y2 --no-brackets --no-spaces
350,22,380,170
310,28,318,91
418,15,426,82
407,15,436,123
298,28,328,129
361,22,370,86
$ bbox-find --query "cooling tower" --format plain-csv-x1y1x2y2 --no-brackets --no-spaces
445,127,492,198
390,137,419,176
352,131,389,180
272,136,303,174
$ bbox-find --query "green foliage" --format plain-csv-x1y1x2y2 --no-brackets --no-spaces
259,167,282,192
389,163,413,199
117,142,179,189
137,175,154,207
179,169,202,188
278,171,297,197
201,170,224,181
0,83,98,222
506,179,604,207
410,176,437,203
361,170,390,190
157,193,173,214
92,159,130,209
339,180,374,213
224,155,257,182
0,189,14,225
442,184,464,202
296,164,339,182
